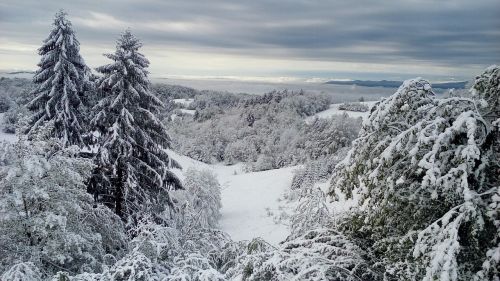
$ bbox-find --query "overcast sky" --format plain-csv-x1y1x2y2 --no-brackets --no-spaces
0,0,498,81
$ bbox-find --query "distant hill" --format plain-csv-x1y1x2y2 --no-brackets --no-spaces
325,79,468,89
6,71,35,75
0,70,35,79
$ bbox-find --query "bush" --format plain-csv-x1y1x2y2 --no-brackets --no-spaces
0,139,126,277
2,104,28,133
174,168,222,230
225,229,378,281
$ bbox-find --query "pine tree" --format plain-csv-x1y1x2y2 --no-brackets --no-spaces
25,10,92,147
90,30,181,224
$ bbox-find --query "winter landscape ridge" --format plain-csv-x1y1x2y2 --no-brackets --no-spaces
0,2,499,281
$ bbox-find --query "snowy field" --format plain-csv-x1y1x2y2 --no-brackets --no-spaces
170,147,356,245
168,150,294,245
172,98,194,107
179,109,195,115
216,165,295,244
305,101,377,123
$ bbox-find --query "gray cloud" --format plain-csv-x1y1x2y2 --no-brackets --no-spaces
0,0,498,79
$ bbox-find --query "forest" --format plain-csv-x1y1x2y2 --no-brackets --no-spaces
0,10,498,281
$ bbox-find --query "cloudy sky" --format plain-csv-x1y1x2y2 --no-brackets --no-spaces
0,0,498,81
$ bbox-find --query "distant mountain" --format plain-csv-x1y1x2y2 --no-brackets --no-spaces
0,70,35,80
7,71,35,75
325,79,468,89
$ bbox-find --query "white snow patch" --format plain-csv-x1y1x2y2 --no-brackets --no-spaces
172,98,194,106
179,109,195,115
305,101,377,123
217,165,296,245
318,181,359,214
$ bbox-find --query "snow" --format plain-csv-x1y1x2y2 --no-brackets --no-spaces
316,181,359,214
0,119,340,246
217,165,296,245
168,150,295,245
0,115,294,245
179,109,195,115
305,101,377,123
0,116,295,246
170,109,196,120
172,98,194,107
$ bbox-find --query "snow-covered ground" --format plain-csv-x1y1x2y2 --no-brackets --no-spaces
171,149,358,245
168,151,296,245
0,114,349,246
179,109,195,115
305,101,377,123
171,109,196,121
217,165,295,245
172,98,194,107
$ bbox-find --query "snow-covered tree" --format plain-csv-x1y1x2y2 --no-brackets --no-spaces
289,187,331,239
1,262,42,281
225,229,377,281
330,69,500,280
89,30,181,224
25,10,92,147
166,89,343,171
330,78,435,199
223,139,258,165
167,253,226,281
0,139,126,277
63,219,233,280
469,65,500,281
472,65,500,122
127,217,181,264
291,147,349,192
63,251,161,281
106,252,155,281
175,168,222,230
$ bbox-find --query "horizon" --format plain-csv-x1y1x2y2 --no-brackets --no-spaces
0,69,475,83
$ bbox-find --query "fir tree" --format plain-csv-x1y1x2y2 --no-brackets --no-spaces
25,10,91,147
90,30,181,224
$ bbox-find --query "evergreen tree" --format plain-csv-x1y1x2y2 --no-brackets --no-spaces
25,10,92,147
330,72,500,281
90,30,181,224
